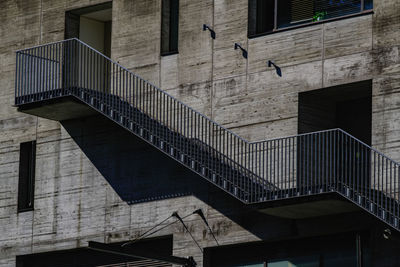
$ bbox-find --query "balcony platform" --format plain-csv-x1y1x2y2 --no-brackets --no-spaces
253,193,360,219
17,95,98,121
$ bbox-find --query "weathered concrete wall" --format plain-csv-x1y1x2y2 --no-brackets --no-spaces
0,0,400,266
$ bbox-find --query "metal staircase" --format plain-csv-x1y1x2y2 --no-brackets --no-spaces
15,38,400,231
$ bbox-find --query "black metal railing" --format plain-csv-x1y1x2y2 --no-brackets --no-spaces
15,39,400,230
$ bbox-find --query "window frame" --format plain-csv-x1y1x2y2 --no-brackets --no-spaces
161,0,179,56
17,140,36,212
248,0,373,39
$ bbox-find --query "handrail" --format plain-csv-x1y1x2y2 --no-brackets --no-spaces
15,39,400,230
72,38,248,143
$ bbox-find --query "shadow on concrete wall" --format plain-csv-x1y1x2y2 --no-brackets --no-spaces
61,114,293,239
61,114,212,203
61,114,384,242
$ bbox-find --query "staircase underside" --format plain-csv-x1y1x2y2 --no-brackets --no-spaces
255,192,361,219
17,95,97,121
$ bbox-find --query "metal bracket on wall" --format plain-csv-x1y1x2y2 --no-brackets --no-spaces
88,241,197,267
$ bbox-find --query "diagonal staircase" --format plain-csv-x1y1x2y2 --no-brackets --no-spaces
15,38,400,231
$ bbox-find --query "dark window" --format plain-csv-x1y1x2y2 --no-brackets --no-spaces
161,0,179,55
18,141,36,212
205,233,363,267
249,0,373,37
248,0,275,36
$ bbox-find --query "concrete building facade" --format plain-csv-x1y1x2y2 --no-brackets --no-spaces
1,0,400,266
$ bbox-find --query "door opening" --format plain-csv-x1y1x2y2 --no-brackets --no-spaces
65,2,112,57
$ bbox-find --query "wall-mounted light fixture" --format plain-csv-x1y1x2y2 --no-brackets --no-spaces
203,24,216,39
234,43,247,59
268,60,282,77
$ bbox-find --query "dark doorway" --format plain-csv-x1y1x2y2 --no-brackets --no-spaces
65,2,112,57
336,96,372,145
65,3,112,93
297,81,372,192
298,80,372,144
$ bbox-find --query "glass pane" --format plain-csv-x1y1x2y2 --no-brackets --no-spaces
248,0,275,36
364,0,373,10
161,0,171,53
268,255,319,267
233,264,264,267
277,0,367,29
324,247,357,267
169,0,179,52
316,0,362,20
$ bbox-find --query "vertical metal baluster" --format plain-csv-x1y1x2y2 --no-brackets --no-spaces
80,44,83,95
36,46,39,99
37,46,40,99
274,140,277,198
55,44,58,94
305,135,309,194
37,46,41,99
83,46,86,97
328,131,331,193
361,139,364,202
390,161,393,219
22,51,26,103
257,141,261,200
32,48,35,99
44,45,48,98
377,153,380,214
386,158,389,218
372,151,376,212
59,43,65,94
15,52,19,103
301,135,305,195
279,139,282,193
283,138,287,195
42,45,45,98
139,79,142,130
240,139,243,195
99,52,103,104
31,48,35,100
311,134,315,193
69,41,73,93
88,49,92,97
292,137,295,197
357,141,360,196
22,51,26,102
345,134,348,195
66,41,70,93
382,156,385,217
184,105,187,160
263,141,266,200
16,52,20,103
27,49,31,101
266,141,270,200
58,43,61,93
245,142,248,200
333,131,337,192
47,45,51,98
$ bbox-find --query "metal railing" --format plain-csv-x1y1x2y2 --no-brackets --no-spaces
15,39,400,230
